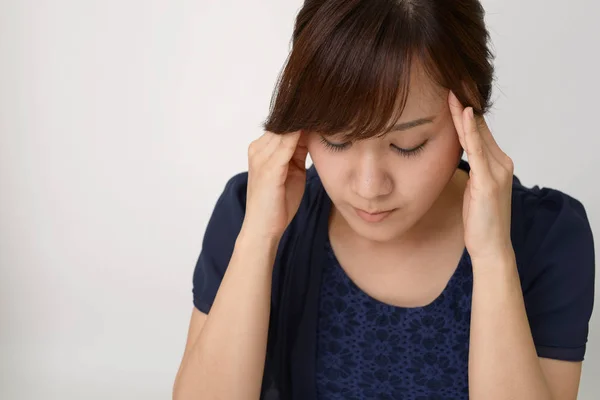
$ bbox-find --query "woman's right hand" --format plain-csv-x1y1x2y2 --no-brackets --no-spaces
242,130,309,240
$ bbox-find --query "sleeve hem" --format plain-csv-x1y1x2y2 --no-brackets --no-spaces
535,344,586,361
193,297,212,315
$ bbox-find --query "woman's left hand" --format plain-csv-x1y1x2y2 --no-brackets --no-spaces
448,91,515,262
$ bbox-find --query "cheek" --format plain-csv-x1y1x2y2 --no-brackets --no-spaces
437,120,462,153
307,135,342,171
309,151,344,181
398,132,462,201
422,124,463,169
307,144,350,198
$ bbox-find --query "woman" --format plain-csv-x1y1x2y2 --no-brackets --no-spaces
174,1,595,399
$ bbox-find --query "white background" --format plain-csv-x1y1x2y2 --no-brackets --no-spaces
0,0,598,398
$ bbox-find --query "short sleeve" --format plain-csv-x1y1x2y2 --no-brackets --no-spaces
522,188,595,361
192,172,247,314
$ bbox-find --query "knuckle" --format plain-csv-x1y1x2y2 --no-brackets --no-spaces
248,140,258,155
504,155,514,171
277,134,287,148
501,170,513,185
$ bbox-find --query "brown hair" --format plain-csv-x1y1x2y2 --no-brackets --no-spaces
261,0,495,141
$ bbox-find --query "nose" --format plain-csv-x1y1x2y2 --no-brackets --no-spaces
350,155,393,200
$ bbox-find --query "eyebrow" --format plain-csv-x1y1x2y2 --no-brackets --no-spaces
389,116,436,132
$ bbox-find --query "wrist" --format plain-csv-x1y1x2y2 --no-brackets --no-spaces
471,246,516,267
236,224,282,254
471,248,519,284
469,239,515,264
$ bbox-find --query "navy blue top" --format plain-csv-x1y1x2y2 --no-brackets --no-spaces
315,238,472,399
191,159,595,400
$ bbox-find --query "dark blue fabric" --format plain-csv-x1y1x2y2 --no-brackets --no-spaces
315,239,472,399
191,159,595,400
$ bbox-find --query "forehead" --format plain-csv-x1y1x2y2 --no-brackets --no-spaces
399,64,448,122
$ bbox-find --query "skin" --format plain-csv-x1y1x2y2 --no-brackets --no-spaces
307,66,466,250
174,65,583,400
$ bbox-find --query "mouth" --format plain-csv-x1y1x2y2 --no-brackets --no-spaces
353,207,395,223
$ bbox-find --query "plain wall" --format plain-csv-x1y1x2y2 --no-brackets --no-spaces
0,0,598,398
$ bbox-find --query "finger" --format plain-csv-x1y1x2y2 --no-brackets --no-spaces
250,131,277,159
448,90,467,151
259,130,277,147
463,107,492,180
271,130,303,165
260,132,286,160
473,116,512,168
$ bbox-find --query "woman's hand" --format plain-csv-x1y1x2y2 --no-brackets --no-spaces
242,130,309,241
448,91,515,262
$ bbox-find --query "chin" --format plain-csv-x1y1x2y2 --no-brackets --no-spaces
346,216,410,244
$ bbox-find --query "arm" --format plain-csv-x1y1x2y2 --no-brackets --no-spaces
447,94,591,400
469,251,581,400
173,230,279,400
173,130,308,400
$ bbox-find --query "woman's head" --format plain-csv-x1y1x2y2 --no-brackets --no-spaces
261,0,495,242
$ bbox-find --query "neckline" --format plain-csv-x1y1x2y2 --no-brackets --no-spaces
323,236,470,311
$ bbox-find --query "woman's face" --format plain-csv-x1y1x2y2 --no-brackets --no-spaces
306,71,464,243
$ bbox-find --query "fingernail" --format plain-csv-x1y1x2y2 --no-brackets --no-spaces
468,108,474,119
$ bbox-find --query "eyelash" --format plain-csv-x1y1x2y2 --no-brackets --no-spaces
319,136,428,158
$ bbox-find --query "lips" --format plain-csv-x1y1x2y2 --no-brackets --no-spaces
353,207,395,223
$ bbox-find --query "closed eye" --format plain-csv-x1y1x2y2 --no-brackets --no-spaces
391,140,428,158
319,136,428,158
319,136,350,152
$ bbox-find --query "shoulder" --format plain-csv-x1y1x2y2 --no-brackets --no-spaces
510,178,594,274
219,171,248,207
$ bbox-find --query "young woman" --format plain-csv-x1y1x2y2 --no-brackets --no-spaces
174,1,595,399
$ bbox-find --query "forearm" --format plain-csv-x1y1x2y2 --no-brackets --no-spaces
174,228,279,400
469,250,552,400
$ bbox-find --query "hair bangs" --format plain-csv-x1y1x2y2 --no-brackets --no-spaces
263,1,429,141
261,0,495,140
